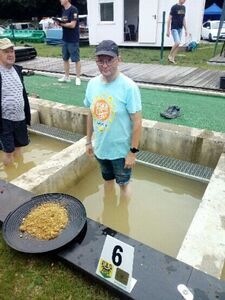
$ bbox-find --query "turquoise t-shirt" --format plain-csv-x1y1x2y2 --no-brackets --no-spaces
84,73,142,160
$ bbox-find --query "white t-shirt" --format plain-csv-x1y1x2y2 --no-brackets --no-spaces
0,65,25,121
39,18,55,33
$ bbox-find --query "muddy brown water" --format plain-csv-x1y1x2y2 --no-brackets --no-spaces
0,133,69,182
60,163,207,257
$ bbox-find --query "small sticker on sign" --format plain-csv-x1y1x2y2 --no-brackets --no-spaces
98,259,114,279
115,267,129,286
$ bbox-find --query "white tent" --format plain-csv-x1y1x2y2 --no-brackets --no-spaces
87,0,206,47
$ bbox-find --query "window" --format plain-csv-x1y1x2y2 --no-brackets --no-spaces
203,22,210,28
100,1,114,22
211,21,225,30
21,24,29,29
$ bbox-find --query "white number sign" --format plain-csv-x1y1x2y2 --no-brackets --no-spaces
96,235,136,293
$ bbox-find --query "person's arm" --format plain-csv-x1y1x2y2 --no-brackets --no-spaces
125,111,142,169
57,8,78,29
86,111,94,157
61,20,77,29
167,15,172,37
183,17,188,36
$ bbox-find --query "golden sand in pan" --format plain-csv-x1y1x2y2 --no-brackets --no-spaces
19,202,69,240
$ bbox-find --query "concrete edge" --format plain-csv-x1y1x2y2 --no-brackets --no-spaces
11,137,96,194
177,153,225,279
29,97,225,168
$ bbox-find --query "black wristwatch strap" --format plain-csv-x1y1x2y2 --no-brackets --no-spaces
130,147,139,153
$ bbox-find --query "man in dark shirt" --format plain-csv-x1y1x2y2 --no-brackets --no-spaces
57,0,81,85
167,0,188,64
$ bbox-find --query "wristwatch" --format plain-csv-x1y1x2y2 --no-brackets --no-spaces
130,147,139,153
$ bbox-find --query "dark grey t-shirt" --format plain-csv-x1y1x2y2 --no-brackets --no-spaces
170,4,186,30
62,5,80,43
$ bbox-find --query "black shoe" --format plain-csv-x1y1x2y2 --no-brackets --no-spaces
160,105,181,119
160,105,174,117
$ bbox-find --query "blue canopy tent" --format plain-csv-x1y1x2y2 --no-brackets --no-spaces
204,3,222,21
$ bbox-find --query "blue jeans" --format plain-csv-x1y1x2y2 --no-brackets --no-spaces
96,157,131,185
62,42,80,62
171,29,182,44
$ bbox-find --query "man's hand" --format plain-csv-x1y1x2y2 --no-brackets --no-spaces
125,152,136,169
166,31,170,37
52,17,63,26
86,143,94,157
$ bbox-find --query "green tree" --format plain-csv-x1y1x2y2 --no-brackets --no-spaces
0,0,87,20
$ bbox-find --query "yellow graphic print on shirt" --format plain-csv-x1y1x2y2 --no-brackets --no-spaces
92,94,115,132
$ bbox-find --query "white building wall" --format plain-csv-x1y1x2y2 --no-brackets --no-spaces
87,0,206,47
87,0,123,45
185,0,205,42
158,0,205,46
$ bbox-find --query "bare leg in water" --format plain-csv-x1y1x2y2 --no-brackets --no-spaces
103,180,130,234
3,147,22,166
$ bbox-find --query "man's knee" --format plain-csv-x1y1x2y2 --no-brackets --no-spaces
174,42,180,47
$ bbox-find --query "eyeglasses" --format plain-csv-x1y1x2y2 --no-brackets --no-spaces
96,57,117,66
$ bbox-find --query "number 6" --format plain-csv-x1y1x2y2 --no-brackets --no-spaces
112,245,123,266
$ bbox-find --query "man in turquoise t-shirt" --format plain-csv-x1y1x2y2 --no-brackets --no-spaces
84,40,142,198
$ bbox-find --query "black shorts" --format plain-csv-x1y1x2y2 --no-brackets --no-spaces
0,119,29,153
95,157,131,185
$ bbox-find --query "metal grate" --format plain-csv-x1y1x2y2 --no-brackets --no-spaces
29,124,213,183
29,123,84,144
136,150,213,183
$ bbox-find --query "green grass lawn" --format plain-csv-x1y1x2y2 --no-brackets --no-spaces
19,41,225,70
24,74,225,133
0,229,118,300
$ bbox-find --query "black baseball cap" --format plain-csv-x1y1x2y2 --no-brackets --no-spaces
95,40,119,57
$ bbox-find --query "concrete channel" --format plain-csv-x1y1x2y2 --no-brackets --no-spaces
8,96,225,281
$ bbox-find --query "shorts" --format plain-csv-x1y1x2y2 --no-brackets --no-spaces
171,29,182,44
62,42,80,62
0,119,29,153
96,157,132,186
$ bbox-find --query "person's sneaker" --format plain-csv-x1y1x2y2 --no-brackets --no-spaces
58,76,71,83
160,105,174,117
164,106,181,119
168,56,177,64
160,105,181,119
75,77,81,86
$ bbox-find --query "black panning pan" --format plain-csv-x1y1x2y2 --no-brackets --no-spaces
2,193,86,253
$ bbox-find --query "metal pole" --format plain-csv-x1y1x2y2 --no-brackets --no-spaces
213,1,225,57
160,11,166,64
10,20,16,46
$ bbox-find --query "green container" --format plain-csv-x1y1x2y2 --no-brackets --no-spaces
0,30,45,43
